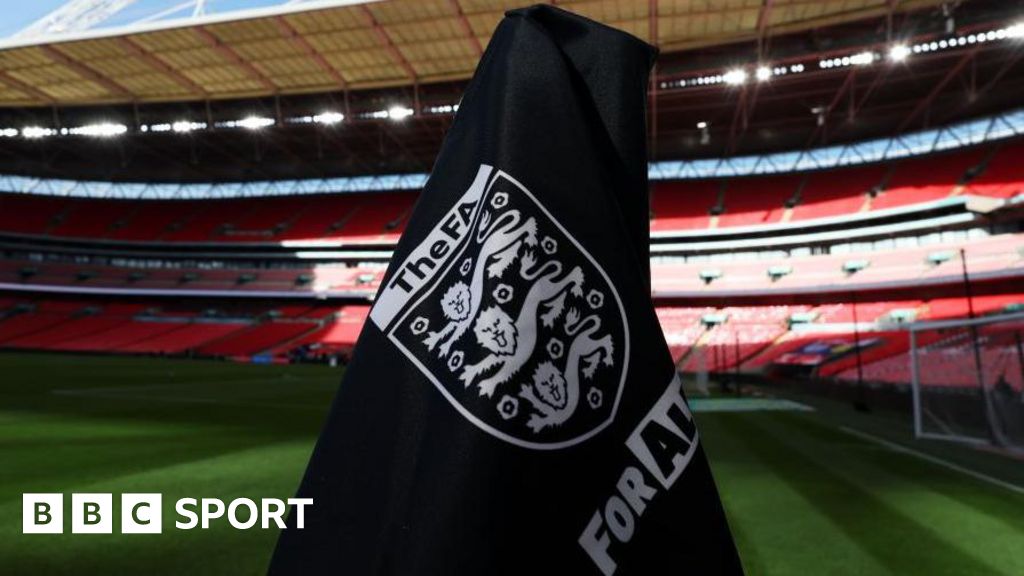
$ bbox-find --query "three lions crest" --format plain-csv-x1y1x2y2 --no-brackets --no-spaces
371,166,629,450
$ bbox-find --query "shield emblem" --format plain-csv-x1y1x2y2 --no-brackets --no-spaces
369,165,629,450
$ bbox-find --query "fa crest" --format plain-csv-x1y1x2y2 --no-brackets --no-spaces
370,165,629,450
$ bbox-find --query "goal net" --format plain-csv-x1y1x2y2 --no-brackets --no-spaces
910,312,1024,451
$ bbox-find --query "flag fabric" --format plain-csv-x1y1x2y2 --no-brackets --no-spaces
269,5,742,575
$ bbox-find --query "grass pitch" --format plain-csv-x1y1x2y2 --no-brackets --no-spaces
1,352,1022,575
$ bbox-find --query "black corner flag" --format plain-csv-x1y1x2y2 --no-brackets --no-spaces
270,5,742,575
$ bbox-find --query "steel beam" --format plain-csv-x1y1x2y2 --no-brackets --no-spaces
40,45,134,99
193,26,277,92
118,36,208,98
0,70,55,103
360,5,418,83
897,46,981,132
449,0,483,58
274,15,349,90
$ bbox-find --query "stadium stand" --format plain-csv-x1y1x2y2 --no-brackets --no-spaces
3,139,1021,246
716,175,801,227
0,297,369,359
870,148,983,211
789,164,882,221
966,141,1024,199
0,191,416,243
0,133,1021,378
1,236,1017,298
650,180,721,232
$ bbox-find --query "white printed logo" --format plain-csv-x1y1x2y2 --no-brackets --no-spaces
370,166,629,449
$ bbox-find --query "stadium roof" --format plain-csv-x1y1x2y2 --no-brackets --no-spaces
0,0,952,106
0,0,1021,181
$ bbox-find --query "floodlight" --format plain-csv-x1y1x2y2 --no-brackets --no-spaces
387,106,414,121
888,44,910,62
22,126,54,139
72,123,128,137
723,68,747,85
236,116,274,130
313,111,344,125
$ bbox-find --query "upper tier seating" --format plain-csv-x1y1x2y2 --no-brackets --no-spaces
870,148,986,211
2,140,1020,243
649,180,720,232
716,175,801,228
967,141,1024,198
790,164,883,221
0,191,416,244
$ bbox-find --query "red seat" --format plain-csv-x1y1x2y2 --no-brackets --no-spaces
967,142,1024,198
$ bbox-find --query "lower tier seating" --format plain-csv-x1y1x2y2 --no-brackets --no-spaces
3,295,1021,388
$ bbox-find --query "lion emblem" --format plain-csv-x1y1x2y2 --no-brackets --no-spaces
441,282,472,322
473,305,517,355
529,362,568,410
458,251,585,397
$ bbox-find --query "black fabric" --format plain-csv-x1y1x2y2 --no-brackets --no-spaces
269,6,741,575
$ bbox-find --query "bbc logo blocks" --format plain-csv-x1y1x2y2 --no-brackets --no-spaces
22,494,63,534
24,494,162,534
122,493,163,534
71,493,113,534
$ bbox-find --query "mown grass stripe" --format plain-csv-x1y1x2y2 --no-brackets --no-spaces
698,415,889,575
722,413,1006,576
839,426,1024,495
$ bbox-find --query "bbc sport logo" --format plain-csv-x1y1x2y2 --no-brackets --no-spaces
23,493,312,534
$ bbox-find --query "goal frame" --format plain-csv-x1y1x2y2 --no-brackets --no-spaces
909,311,1024,446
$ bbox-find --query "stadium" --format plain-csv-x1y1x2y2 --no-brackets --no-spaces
1,0,1023,574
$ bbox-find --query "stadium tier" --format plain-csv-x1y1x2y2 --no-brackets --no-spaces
3,294,1022,379
2,140,1022,244
0,191,416,244
0,298,367,360
2,232,1020,297
0,137,1021,384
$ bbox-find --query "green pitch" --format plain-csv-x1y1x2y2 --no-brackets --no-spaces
1,353,1022,575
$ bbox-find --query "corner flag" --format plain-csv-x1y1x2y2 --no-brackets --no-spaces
270,5,742,574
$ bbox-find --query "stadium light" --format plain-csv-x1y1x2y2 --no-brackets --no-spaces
173,121,206,133
696,121,708,129
387,106,414,121
425,104,459,114
850,51,875,65
755,66,772,81
0,128,17,138
1008,22,1024,39
888,44,911,62
234,116,275,130
21,126,55,139
70,123,128,137
723,68,747,85
313,111,344,125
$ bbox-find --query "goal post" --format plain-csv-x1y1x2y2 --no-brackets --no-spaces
910,312,1024,452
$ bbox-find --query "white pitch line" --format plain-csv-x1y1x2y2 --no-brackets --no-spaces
839,426,1024,496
